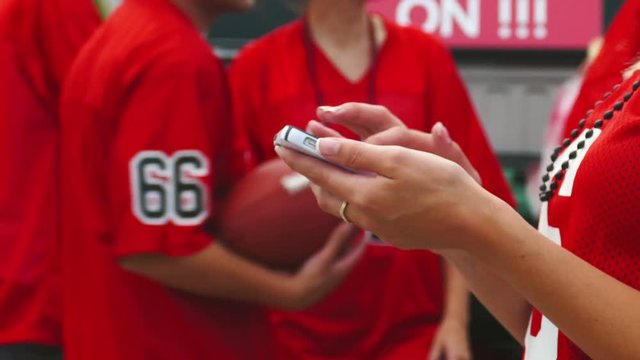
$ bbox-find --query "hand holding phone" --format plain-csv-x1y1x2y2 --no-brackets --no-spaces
274,125,360,173
274,126,323,160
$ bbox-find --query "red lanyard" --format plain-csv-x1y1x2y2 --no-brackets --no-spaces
302,16,380,107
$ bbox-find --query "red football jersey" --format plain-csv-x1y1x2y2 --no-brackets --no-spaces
561,0,640,141
60,0,271,359
525,72,640,359
0,0,102,108
0,0,100,345
230,18,514,359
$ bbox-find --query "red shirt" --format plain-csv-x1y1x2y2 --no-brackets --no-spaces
230,18,514,359
525,72,640,359
561,0,640,141
60,0,271,358
0,0,102,109
0,0,100,345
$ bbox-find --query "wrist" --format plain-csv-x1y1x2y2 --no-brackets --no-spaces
456,188,511,256
271,273,310,311
459,192,542,283
257,270,300,310
441,313,469,328
438,317,470,341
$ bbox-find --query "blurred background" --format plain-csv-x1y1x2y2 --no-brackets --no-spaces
209,1,624,358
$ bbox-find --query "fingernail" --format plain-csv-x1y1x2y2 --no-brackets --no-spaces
274,145,284,156
433,122,452,145
318,138,341,157
318,106,340,113
318,106,341,121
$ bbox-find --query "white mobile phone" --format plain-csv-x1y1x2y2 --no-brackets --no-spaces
274,125,324,161
274,125,360,173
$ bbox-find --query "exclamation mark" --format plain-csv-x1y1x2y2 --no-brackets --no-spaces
533,0,548,39
498,0,512,39
516,0,530,39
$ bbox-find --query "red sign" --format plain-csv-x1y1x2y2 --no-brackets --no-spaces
367,0,603,49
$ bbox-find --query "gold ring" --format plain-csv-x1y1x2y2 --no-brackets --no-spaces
339,201,351,224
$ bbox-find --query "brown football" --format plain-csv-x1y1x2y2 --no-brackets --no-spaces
221,158,341,269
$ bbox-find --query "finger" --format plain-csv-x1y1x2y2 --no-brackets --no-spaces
306,120,343,138
275,145,374,209
431,122,482,184
276,147,372,224
364,125,482,186
453,353,470,360
449,142,482,185
431,122,453,150
366,127,411,146
309,184,345,220
368,128,437,152
449,348,471,360
445,345,455,360
428,343,444,360
317,223,360,263
332,231,367,274
316,137,401,177
310,183,322,197
318,103,406,139
309,185,369,232
453,347,472,360
447,346,471,360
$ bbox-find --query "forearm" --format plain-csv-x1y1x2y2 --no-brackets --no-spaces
120,243,298,309
444,250,531,344
441,260,470,326
469,195,640,359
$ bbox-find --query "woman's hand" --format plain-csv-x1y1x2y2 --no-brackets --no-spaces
281,223,366,310
428,320,473,360
275,137,496,251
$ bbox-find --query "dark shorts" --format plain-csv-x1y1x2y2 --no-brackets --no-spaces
0,345,62,360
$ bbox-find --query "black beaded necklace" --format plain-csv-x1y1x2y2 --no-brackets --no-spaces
539,74,640,202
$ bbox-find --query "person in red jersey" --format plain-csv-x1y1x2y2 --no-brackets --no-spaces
560,0,640,141
229,0,514,358
0,0,104,358
59,0,365,359
526,37,603,216
276,65,640,360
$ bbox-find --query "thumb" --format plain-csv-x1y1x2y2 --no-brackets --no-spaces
332,230,367,273
317,138,402,177
428,344,444,360
315,223,360,264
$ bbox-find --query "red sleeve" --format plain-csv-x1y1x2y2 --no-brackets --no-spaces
0,0,101,109
108,58,221,257
424,40,516,207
